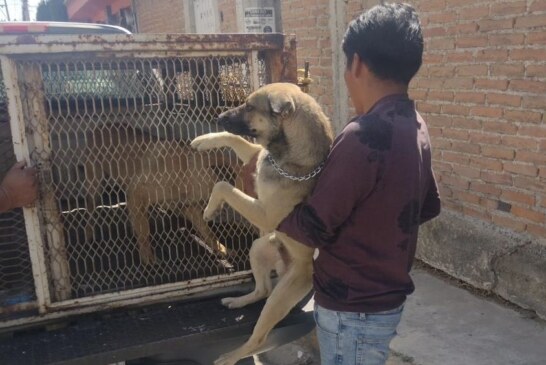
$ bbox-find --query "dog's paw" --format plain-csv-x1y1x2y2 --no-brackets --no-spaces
190,133,223,151
221,297,248,309
203,202,221,222
214,352,239,365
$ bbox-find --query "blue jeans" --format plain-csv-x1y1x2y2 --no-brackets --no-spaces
313,303,404,365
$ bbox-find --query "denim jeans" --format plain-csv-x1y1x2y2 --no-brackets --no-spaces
313,303,404,365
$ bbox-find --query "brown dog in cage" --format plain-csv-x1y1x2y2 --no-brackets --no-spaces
191,83,334,365
81,125,237,264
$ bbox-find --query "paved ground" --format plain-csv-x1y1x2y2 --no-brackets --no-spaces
256,268,546,365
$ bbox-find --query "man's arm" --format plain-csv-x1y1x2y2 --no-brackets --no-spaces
419,170,440,224
278,125,379,248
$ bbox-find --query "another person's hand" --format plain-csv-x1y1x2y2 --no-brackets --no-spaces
0,161,38,212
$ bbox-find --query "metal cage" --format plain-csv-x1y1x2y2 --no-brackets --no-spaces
0,33,297,328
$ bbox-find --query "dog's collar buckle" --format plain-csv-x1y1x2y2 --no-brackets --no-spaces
266,153,325,182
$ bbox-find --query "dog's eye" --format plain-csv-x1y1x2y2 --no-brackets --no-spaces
245,104,254,112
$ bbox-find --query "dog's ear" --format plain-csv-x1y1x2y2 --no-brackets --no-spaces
268,93,295,118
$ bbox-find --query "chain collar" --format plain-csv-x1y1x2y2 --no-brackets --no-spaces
266,153,325,182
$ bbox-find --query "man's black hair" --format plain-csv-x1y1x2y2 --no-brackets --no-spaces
342,3,424,85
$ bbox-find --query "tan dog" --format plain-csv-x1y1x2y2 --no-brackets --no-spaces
191,83,334,365
82,125,233,264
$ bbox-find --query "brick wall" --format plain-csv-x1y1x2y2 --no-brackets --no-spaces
133,0,185,33
218,0,238,33
281,0,334,120
403,0,546,240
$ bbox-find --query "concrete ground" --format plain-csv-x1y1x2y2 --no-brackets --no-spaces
257,268,546,365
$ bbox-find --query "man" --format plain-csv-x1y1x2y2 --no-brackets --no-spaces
278,3,441,364
0,161,38,213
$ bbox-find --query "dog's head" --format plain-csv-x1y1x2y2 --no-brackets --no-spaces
217,83,300,145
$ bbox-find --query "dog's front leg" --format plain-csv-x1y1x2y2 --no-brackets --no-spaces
203,181,269,231
191,132,262,164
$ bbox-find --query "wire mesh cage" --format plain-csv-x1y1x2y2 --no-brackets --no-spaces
0,33,297,322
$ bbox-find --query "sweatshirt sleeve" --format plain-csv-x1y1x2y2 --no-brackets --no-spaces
277,124,380,248
419,169,441,224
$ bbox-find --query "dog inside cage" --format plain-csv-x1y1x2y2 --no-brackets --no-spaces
13,54,268,300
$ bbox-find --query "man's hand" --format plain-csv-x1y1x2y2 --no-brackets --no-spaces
0,161,38,212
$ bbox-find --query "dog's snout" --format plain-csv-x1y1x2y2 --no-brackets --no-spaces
218,113,230,127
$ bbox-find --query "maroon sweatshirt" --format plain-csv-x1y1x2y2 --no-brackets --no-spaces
278,94,441,313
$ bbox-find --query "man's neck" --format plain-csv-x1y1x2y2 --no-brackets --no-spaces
359,81,408,115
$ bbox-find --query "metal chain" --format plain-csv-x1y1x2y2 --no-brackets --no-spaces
266,153,325,182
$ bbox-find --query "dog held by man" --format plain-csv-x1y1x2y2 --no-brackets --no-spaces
277,3,441,365
191,82,334,365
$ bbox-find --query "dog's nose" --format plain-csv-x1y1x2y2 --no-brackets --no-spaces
218,113,230,127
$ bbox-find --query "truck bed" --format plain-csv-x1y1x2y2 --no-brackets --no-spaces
0,292,314,365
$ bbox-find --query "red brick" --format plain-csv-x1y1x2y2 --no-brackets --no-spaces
470,132,501,145
428,12,457,24
429,66,456,77
424,27,447,37
516,150,546,165
452,116,481,129
443,151,470,165
454,92,486,104
476,49,509,62
511,206,545,223
442,174,471,189
527,224,546,239
510,48,546,61
446,51,475,62
504,110,543,124
429,37,456,50
457,65,489,76
492,214,526,232
458,5,490,21
514,14,546,29
470,106,503,118
442,199,464,213
501,136,538,150
463,206,491,221
527,31,546,45
518,125,546,138
501,190,536,206
481,197,501,210
482,146,515,160
489,64,525,77
510,80,546,93
419,0,447,12
488,33,526,46
490,1,527,16
454,189,482,204
471,182,502,196
522,96,546,110
513,176,546,191
482,121,519,134
418,102,442,113
527,65,546,78
429,90,455,101
456,35,489,48
487,93,522,107
416,78,445,89
429,127,443,137
434,161,453,173
470,156,503,171
452,141,481,154
540,140,546,152
453,165,481,179
530,0,546,11
442,104,470,116
409,89,427,100
479,18,515,32
503,162,539,177
427,115,453,127
447,23,479,34
475,79,509,90
423,53,445,64
443,77,474,89
442,128,468,140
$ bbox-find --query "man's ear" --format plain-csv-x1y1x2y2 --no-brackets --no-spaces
268,93,295,118
351,53,364,78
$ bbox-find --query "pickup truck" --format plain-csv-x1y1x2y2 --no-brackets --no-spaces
0,22,313,365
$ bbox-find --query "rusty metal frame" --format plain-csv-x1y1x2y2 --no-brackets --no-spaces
0,33,298,330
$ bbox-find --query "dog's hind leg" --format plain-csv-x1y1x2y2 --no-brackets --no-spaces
221,234,279,309
203,181,269,231
182,205,228,256
214,262,313,365
127,186,155,265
